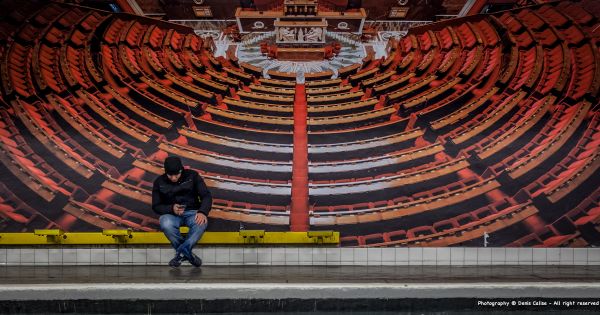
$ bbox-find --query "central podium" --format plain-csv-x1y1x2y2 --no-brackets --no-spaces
283,0,318,16
251,0,344,61
235,0,366,34
275,20,327,44
276,1,326,45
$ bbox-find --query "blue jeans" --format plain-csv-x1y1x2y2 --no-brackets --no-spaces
159,210,207,260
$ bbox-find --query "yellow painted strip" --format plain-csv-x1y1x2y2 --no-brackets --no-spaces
0,231,339,245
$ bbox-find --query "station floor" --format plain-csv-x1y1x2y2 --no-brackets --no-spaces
1,265,600,284
1,266,600,313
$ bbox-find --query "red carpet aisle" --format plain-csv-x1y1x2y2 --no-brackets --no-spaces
291,84,309,231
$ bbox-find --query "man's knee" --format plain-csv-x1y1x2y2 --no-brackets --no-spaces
188,222,208,240
159,214,180,232
187,218,207,230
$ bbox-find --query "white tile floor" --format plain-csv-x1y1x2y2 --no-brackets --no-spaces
1,247,599,266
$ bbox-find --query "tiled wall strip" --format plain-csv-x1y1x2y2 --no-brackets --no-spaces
0,247,599,266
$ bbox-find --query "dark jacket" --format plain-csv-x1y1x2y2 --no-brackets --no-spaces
152,169,212,216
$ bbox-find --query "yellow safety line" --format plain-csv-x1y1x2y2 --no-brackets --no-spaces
0,230,339,245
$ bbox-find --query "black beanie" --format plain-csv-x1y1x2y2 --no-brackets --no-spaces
164,156,183,175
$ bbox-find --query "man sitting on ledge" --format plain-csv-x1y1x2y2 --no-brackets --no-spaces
152,156,212,268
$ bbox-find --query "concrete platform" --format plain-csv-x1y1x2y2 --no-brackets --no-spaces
1,266,599,313
2,265,600,285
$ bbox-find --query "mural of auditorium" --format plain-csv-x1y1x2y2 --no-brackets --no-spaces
0,0,598,248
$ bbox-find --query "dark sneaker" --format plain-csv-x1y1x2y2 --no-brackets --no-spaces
188,253,202,267
168,255,184,268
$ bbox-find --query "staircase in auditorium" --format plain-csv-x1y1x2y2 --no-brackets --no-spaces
0,1,598,247
291,83,309,231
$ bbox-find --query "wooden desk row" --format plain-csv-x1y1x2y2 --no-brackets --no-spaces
338,63,360,78
308,128,422,155
259,77,296,88
401,77,461,110
386,74,435,103
306,84,352,96
267,69,296,81
476,95,554,160
372,72,415,96
305,78,342,88
237,90,294,105
139,76,200,108
180,127,293,155
223,65,253,84
187,70,228,95
310,178,501,225
304,70,334,81
362,70,395,89
240,62,263,77
308,98,379,115
223,97,293,114
348,67,378,85
208,104,396,128
307,91,364,105
249,84,295,96
206,69,240,87
449,91,526,145
165,73,216,104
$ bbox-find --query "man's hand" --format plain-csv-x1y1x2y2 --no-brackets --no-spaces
173,204,185,216
195,212,207,225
